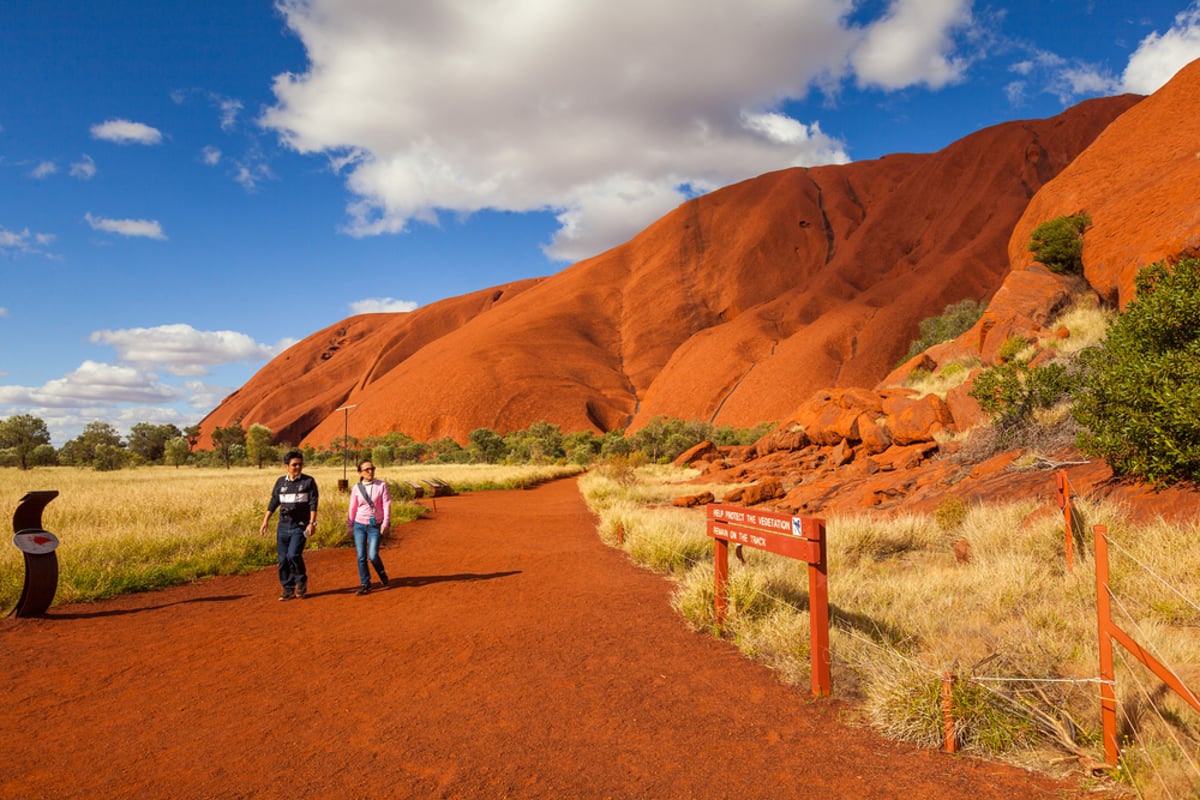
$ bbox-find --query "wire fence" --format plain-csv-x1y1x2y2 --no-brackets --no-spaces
1099,528,1200,798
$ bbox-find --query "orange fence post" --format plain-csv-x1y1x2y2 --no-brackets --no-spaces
713,536,729,626
1093,522,1200,770
803,517,831,697
1094,524,1119,766
1056,470,1074,574
616,522,624,545
942,672,957,754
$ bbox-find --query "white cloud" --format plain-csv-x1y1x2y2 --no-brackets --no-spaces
0,226,56,257
182,379,231,411
84,212,167,240
0,361,181,407
0,324,287,443
851,0,975,90
70,154,97,179
1004,80,1027,105
202,145,222,165
233,159,274,191
89,323,294,376
1012,4,1200,104
216,96,244,131
350,297,419,314
263,0,979,262
31,161,57,179
1122,4,1200,93
90,118,164,145
1058,65,1118,98
550,176,713,261
1003,48,1119,105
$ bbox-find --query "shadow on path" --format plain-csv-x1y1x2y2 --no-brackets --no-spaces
41,593,249,620
394,570,521,588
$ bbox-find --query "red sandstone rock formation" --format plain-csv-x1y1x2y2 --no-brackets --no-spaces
1011,58,1200,310
199,93,1138,449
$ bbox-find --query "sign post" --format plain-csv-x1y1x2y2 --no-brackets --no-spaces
706,504,830,696
335,404,357,492
1055,470,1074,573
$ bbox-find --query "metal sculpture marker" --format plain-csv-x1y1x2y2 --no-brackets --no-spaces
10,490,60,617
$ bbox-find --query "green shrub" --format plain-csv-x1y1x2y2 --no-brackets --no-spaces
1074,258,1200,484
901,299,985,364
904,367,932,387
1028,213,1090,274
996,335,1030,363
969,359,1081,445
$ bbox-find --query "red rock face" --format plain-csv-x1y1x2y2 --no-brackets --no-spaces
199,93,1138,449
1010,59,1200,309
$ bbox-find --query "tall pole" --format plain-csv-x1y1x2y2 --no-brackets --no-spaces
335,404,357,491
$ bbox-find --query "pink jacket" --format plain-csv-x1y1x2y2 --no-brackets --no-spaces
346,479,391,533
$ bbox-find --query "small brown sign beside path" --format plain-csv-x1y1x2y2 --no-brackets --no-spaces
707,503,831,697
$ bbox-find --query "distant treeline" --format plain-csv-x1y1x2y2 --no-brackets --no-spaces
0,415,775,471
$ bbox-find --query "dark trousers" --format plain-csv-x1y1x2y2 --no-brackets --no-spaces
276,523,308,589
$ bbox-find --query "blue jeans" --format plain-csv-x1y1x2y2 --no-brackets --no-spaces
352,521,386,587
277,522,308,589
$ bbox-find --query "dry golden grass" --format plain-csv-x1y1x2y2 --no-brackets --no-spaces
1039,300,1117,357
580,465,1200,795
0,463,579,609
904,356,980,398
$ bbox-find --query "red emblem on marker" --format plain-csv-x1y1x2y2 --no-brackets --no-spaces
13,530,59,555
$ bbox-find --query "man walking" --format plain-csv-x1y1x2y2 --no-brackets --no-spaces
260,449,319,600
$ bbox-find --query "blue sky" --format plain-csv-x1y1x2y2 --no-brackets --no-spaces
3,0,1200,445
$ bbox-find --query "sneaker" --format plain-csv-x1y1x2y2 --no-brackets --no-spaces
279,589,295,601
356,585,371,595
296,578,308,599
378,572,389,587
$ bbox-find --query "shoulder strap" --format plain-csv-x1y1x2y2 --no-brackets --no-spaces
357,481,375,511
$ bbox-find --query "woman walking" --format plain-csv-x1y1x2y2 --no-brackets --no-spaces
347,459,390,595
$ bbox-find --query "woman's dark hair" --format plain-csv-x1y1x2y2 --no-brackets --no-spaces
357,459,374,472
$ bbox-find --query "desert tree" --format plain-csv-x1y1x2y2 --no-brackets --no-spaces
59,421,124,468
467,427,506,463
127,422,182,464
0,413,52,470
164,436,191,468
246,423,275,469
183,424,202,451
211,420,247,469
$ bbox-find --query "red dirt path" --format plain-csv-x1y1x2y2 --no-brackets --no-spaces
1,479,1101,799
